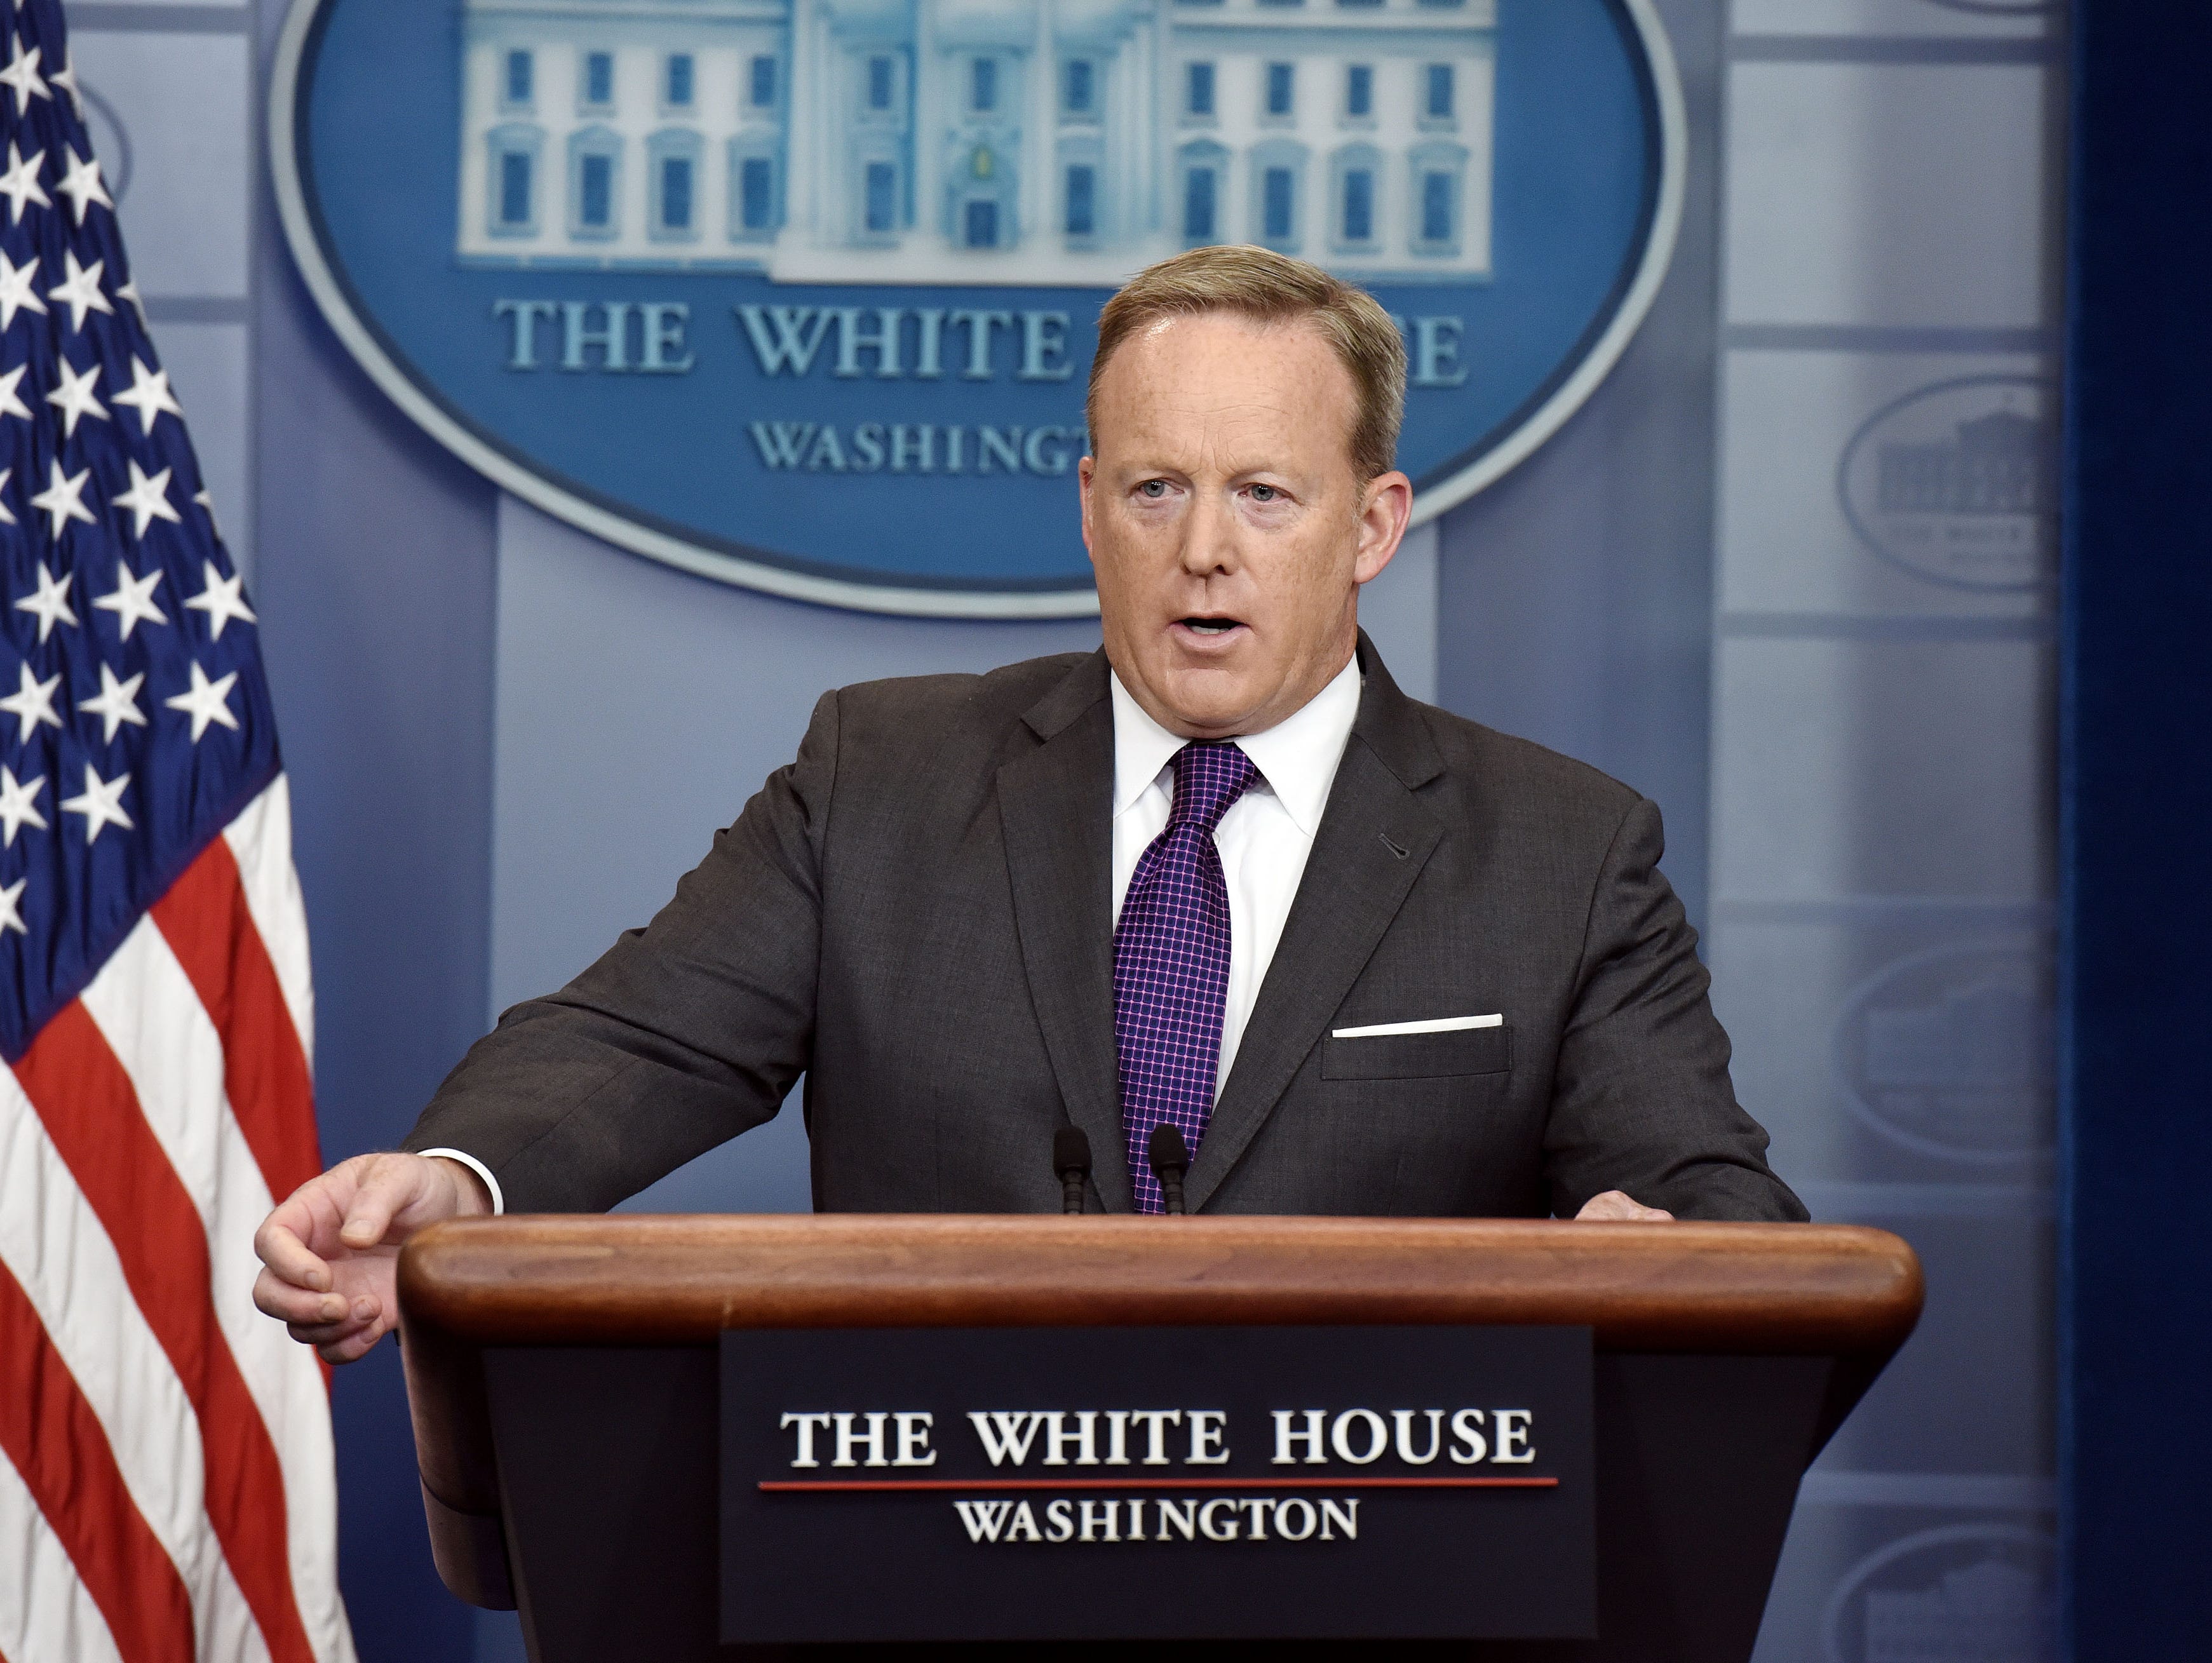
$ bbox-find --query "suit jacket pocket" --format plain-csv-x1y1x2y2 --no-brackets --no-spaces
1321,1025,1513,1082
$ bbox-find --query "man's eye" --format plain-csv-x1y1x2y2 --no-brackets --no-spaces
1249,483,1278,502
1138,480,1168,499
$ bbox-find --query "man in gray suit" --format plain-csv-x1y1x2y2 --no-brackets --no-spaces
256,246,1803,1364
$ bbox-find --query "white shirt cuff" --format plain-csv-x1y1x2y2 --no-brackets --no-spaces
419,1148,505,1216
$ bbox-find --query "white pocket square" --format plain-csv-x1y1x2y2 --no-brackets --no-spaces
1330,1013,1503,1039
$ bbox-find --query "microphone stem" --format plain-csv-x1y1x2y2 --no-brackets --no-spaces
1060,1173,1086,1215
1161,1173,1185,1216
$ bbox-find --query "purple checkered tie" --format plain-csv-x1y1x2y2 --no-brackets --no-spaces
1114,740,1261,1214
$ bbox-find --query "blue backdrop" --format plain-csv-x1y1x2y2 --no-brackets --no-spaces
23,0,2081,1654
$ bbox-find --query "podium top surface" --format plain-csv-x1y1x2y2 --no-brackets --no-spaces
398,1214,1922,1357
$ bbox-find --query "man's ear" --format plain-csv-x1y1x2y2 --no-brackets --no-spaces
1078,454,1098,564
1354,470,1413,585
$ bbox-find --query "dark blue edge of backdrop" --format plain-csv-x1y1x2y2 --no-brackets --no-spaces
2060,1,2212,1656
288,0,1664,601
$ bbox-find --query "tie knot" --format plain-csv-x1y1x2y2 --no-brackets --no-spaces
1170,741,1259,834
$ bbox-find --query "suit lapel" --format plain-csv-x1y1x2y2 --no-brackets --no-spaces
997,654,1132,1210
1184,638,1445,1212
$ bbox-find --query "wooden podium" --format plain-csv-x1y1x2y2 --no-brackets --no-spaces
396,1215,1921,1660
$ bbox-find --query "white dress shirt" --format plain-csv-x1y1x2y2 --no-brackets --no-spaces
1110,656,1363,1100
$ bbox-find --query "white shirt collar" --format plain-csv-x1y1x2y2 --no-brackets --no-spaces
1108,654,1363,838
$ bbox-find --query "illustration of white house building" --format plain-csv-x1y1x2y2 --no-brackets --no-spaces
455,0,1495,284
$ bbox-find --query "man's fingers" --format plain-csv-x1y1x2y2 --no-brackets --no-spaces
252,1215,331,1293
318,1328,389,1366
285,1296,384,1349
253,1267,353,1325
338,1155,428,1249
1575,1189,1676,1222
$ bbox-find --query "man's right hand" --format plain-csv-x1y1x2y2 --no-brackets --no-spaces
252,1152,492,1364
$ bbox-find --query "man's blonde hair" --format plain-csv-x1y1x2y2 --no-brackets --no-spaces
1086,245,1408,481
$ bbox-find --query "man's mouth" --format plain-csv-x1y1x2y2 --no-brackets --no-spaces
1177,616,1244,638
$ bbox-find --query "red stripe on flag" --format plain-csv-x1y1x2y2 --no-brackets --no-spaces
0,1257,193,1663
15,1007,320,1663
151,838,322,1206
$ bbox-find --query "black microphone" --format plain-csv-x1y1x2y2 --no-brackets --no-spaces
1053,1126,1092,1215
1147,1123,1190,1216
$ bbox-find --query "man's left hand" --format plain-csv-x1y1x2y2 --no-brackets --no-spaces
1574,1189,1675,1222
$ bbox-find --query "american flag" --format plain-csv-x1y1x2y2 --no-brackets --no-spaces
0,4,353,1660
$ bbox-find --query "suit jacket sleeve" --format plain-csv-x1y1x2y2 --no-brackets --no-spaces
401,690,838,1211
1544,797,1808,1222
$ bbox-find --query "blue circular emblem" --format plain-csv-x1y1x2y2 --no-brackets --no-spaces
272,0,1682,616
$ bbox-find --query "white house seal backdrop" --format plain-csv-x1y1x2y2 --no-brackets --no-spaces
271,0,1683,615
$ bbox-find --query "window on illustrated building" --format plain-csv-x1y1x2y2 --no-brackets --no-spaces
1420,168,1453,245
1184,166,1215,240
1187,62,1215,118
666,53,695,109
1342,168,1372,242
504,50,532,108
865,160,897,232
583,51,613,109
1264,167,1294,241
662,156,693,231
580,155,611,228
1066,164,1095,236
499,151,531,226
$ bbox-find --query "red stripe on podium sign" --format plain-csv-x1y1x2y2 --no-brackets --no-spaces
760,1475,1560,1492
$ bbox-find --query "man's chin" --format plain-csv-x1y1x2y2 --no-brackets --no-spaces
1150,668,1276,739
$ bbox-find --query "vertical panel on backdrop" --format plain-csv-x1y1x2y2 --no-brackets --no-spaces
1709,0,2063,1655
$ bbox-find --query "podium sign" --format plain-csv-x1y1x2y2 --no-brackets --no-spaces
719,1325,1595,1643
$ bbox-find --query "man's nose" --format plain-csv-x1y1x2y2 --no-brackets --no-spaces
1176,492,1239,578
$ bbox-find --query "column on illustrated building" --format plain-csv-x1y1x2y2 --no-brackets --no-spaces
916,0,943,248
785,0,820,244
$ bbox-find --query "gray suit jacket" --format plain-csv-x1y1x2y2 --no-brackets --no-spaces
407,638,1804,1221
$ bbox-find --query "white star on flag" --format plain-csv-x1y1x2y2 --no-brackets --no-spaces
13,558,77,639
184,560,257,638
0,876,25,937
0,764,45,845
165,661,241,743
44,354,105,434
0,661,61,741
111,357,184,433
58,761,133,844
116,276,147,329
0,37,47,116
78,663,147,743
30,458,95,537
94,560,168,636
52,144,109,224
0,248,46,330
45,248,112,330
109,460,179,539
48,44,78,116
0,363,32,420
0,466,13,525
0,138,45,222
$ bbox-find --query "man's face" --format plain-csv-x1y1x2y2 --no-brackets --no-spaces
1079,312,1412,740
